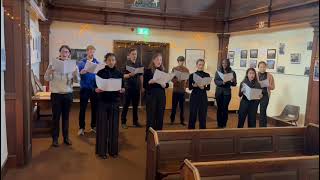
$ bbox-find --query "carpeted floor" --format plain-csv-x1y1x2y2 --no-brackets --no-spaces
5,104,250,180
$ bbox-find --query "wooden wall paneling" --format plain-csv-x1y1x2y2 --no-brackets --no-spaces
217,33,230,66
229,0,269,20
228,13,269,32
3,0,31,167
39,20,51,86
305,22,319,125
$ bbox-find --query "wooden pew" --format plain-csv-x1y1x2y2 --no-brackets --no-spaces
181,156,319,180
146,124,319,180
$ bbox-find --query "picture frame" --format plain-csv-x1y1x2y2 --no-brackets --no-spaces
279,43,285,55
230,58,235,66
314,60,319,81
131,0,161,9
241,50,248,59
1,48,6,72
71,49,87,64
240,59,247,68
267,49,276,59
266,60,275,69
304,67,310,76
277,66,285,74
290,53,301,64
249,60,257,68
185,49,205,73
307,41,313,51
250,49,258,58
228,51,235,59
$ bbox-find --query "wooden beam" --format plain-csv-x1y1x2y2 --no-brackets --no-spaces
217,33,230,67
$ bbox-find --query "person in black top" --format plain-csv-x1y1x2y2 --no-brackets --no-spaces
214,59,237,128
188,59,211,129
143,53,169,139
95,53,125,159
121,48,143,129
238,68,262,128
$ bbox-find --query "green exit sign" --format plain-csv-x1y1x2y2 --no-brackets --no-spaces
136,27,150,35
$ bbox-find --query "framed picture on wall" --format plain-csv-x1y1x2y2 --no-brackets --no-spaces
307,41,313,51
131,0,161,10
230,58,235,66
250,49,258,58
277,66,285,74
314,60,319,81
228,51,235,59
185,49,205,73
267,60,275,69
241,50,248,59
71,49,87,64
304,67,310,76
249,60,257,68
267,49,276,59
240,59,247,68
1,48,5,71
290,53,301,64
279,43,285,55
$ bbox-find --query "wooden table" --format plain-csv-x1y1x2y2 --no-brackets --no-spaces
32,92,52,137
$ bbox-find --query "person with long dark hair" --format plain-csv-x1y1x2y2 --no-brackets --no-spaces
214,59,237,128
238,68,262,128
257,61,275,127
143,53,169,138
188,59,211,129
45,45,80,147
95,53,125,159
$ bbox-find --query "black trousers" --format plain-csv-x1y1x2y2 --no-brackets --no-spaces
216,94,231,128
79,88,97,129
238,99,260,128
96,102,119,156
170,92,185,123
51,93,73,141
121,88,140,125
188,91,208,129
259,94,269,127
145,89,166,137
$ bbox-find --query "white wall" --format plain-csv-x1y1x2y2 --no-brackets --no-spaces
1,0,8,169
228,26,314,126
49,21,219,79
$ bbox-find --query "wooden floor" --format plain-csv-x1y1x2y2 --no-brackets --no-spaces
5,104,265,180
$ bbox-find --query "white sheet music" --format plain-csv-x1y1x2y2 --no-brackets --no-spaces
173,70,190,81
93,63,106,74
95,75,122,91
84,61,106,74
126,66,144,74
193,73,212,86
259,79,269,88
217,71,234,82
152,69,175,85
242,83,262,100
52,59,76,74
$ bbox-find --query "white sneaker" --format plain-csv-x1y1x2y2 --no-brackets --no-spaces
78,129,85,136
91,127,96,133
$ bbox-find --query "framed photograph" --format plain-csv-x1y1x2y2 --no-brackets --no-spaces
307,41,313,51
277,66,285,74
314,60,319,81
1,48,6,72
131,0,161,9
230,58,235,66
228,51,235,59
71,49,87,64
304,67,310,76
290,53,301,64
267,49,276,59
240,59,247,68
250,49,258,58
185,49,205,73
279,43,285,55
266,60,275,69
241,50,248,59
249,60,257,68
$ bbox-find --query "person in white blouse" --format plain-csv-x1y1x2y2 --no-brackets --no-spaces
45,45,80,147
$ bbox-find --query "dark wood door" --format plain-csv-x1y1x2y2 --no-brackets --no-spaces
113,40,169,106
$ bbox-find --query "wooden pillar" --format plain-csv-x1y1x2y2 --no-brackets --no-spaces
3,0,32,167
305,22,319,125
39,20,51,86
217,33,230,67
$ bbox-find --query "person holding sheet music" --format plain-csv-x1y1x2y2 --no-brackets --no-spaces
121,48,143,129
77,45,100,135
188,59,211,129
170,56,189,126
143,53,169,139
238,68,263,128
95,53,125,159
214,59,237,128
45,45,80,147
257,61,275,127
